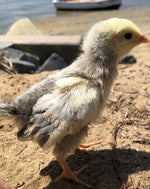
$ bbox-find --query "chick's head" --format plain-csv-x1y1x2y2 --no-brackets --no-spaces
108,18,149,57
83,18,149,60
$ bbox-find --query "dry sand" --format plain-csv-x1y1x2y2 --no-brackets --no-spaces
0,8,150,189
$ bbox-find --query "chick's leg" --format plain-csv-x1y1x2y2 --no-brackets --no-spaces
55,156,91,188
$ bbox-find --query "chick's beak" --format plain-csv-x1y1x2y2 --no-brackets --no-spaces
138,35,149,43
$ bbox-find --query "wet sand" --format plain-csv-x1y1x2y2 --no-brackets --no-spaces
32,7,150,35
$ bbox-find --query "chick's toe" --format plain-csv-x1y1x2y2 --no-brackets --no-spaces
55,156,92,188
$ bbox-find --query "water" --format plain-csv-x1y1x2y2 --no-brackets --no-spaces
0,0,56,34
0,0,150,34
121,0,150,9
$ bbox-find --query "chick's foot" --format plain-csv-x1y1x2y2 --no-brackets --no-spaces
80,141,101,148
76,141,101,154
55,156,92,188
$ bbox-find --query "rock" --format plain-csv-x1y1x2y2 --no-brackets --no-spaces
10,59,36,74
37,53,68,73
120,53,137,64
6,18,42,36
0,48,40,72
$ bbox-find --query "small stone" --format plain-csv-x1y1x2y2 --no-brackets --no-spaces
142,86,147,90
26,174,33,181
120,53,137,64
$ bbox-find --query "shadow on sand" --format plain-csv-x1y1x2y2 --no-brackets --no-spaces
40,148,150,189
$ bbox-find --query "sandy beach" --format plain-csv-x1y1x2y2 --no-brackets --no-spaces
0,7,150,189
33,8,150,36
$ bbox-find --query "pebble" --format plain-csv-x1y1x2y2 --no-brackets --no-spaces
120,53,137,64
26,174,33,181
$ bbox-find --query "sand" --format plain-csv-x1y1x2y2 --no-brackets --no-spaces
0,7,150,189
33,8,150,36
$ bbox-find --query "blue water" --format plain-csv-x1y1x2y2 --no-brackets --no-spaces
0,0,150,34
0,0,56,34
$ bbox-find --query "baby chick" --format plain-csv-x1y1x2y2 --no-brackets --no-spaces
0,18,149,188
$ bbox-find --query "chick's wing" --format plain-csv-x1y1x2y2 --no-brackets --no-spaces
17,76,100,148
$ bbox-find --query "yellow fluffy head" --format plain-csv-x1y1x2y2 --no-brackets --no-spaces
83,18,149,59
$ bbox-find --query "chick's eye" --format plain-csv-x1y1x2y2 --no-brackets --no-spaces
124,33,133,40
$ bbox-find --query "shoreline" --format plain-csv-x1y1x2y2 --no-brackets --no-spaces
32,7,150,35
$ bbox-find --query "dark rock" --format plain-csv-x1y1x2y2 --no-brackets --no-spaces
20,53,40,68
10,59,36,74
37,53,68,73
0,47,40,70
120,53,137,64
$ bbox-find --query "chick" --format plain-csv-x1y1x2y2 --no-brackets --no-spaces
0,18,149,188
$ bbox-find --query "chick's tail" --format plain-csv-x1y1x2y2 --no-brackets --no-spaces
0,99,22,132
0,99,18,116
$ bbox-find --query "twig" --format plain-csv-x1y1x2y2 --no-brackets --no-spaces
132,137,150,145
136,182,145,189
111,122,123,183
0,54,17,74
138,184,144,189
15,144,28,156
110,124,118,147
130,177,135,189
0,52,4,59
2,56,13,68
110,120,133,147
120,182,132,189
119,65,132,69
110,120,134,189
15,182,25,189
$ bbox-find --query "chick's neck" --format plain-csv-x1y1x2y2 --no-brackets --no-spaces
72,43,118,84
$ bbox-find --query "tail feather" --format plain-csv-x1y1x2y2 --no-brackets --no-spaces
0,99,27,131
0,99,18,116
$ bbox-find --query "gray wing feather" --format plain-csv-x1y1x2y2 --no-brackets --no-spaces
15,74,57,118
17,77,101,150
